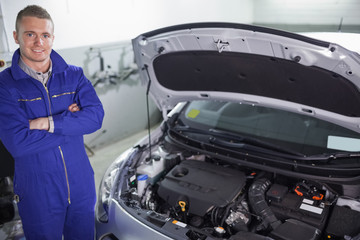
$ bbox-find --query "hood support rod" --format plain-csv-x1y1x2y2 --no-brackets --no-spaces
144,65,152,160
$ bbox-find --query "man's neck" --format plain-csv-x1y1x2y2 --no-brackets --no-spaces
19,57,52,86
21,57,51,73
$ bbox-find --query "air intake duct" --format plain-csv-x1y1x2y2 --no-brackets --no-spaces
248,178,281,231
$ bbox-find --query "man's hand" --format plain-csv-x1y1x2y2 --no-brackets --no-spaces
29,117,49,130
68,103,80,113
29,103,80,131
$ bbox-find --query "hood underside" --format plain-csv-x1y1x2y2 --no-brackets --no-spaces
132,23,360,130
153,51,360,117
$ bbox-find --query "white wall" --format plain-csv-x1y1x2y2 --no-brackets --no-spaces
253,0,360,25
2,0,360,53
3,0,358,149
0,0,253,52
56,41,161,149
0,0,254,149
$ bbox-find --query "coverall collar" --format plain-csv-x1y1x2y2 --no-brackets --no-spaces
11,48,68,81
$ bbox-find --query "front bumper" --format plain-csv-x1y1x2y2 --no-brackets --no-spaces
96,199,175,240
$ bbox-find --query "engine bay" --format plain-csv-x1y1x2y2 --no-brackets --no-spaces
120,143,360,240
158,159,246,217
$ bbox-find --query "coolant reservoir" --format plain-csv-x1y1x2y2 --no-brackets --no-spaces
137,174,148,196
137,149,166,184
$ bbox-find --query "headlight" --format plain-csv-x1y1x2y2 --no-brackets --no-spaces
96,148,132,222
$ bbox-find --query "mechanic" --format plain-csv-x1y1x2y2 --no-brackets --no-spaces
0,5,104,239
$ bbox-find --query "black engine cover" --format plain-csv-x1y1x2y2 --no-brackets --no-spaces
158,160,246,216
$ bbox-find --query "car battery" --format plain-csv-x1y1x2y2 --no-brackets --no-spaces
267,185,329,230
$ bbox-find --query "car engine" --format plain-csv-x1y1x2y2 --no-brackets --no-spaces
157,159,246,217
120,144,360,240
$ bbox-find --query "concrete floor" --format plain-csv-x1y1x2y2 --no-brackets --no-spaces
0,127,154,240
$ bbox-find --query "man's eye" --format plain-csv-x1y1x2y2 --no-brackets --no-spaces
26,33,34,37
43,34,50,39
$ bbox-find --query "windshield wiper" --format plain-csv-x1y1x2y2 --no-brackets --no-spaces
306,152,360,161
208,129,360,161
171,125,305,158
207,129,360,162
207,128,308,160
171,126,360,163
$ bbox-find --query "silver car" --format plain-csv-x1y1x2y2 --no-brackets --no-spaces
95,23,360,240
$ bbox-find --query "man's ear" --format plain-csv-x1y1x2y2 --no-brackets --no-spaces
13,31,19,44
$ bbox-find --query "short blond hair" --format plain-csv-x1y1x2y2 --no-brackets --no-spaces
15,5,54,32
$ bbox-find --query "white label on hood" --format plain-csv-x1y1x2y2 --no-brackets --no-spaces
327,136,360,151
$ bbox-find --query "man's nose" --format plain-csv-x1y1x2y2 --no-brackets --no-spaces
34,36,44,45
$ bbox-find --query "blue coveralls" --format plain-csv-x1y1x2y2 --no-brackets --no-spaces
0,49,104,239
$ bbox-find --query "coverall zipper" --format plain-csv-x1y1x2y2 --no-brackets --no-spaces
58,146,71,204
44,85,71,204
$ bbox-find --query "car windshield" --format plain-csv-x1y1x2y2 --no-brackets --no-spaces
179,100,360,156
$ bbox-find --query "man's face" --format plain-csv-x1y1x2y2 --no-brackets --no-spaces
13,16,54,71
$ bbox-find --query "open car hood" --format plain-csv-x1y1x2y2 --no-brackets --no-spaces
132,23,360,133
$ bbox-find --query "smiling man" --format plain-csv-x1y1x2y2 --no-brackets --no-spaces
14,10,54,72
0,5,104,239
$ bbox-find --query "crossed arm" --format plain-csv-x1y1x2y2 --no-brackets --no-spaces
29,103,80,130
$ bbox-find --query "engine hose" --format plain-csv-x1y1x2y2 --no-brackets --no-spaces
248,178,281,231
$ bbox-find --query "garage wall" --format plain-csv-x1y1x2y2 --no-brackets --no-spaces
1,0,360,53
57,41,164,150
0,0,253,52
0,0,254,150
1,0,359,150
253,0,360,33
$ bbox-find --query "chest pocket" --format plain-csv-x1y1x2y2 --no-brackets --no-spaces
50,91,76,115
17,94,47,119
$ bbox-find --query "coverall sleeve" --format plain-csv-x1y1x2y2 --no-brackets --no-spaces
52,69,104,136
0,86,67,158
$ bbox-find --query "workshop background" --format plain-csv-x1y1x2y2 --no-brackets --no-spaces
0,1,359,238
1,0,360,151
